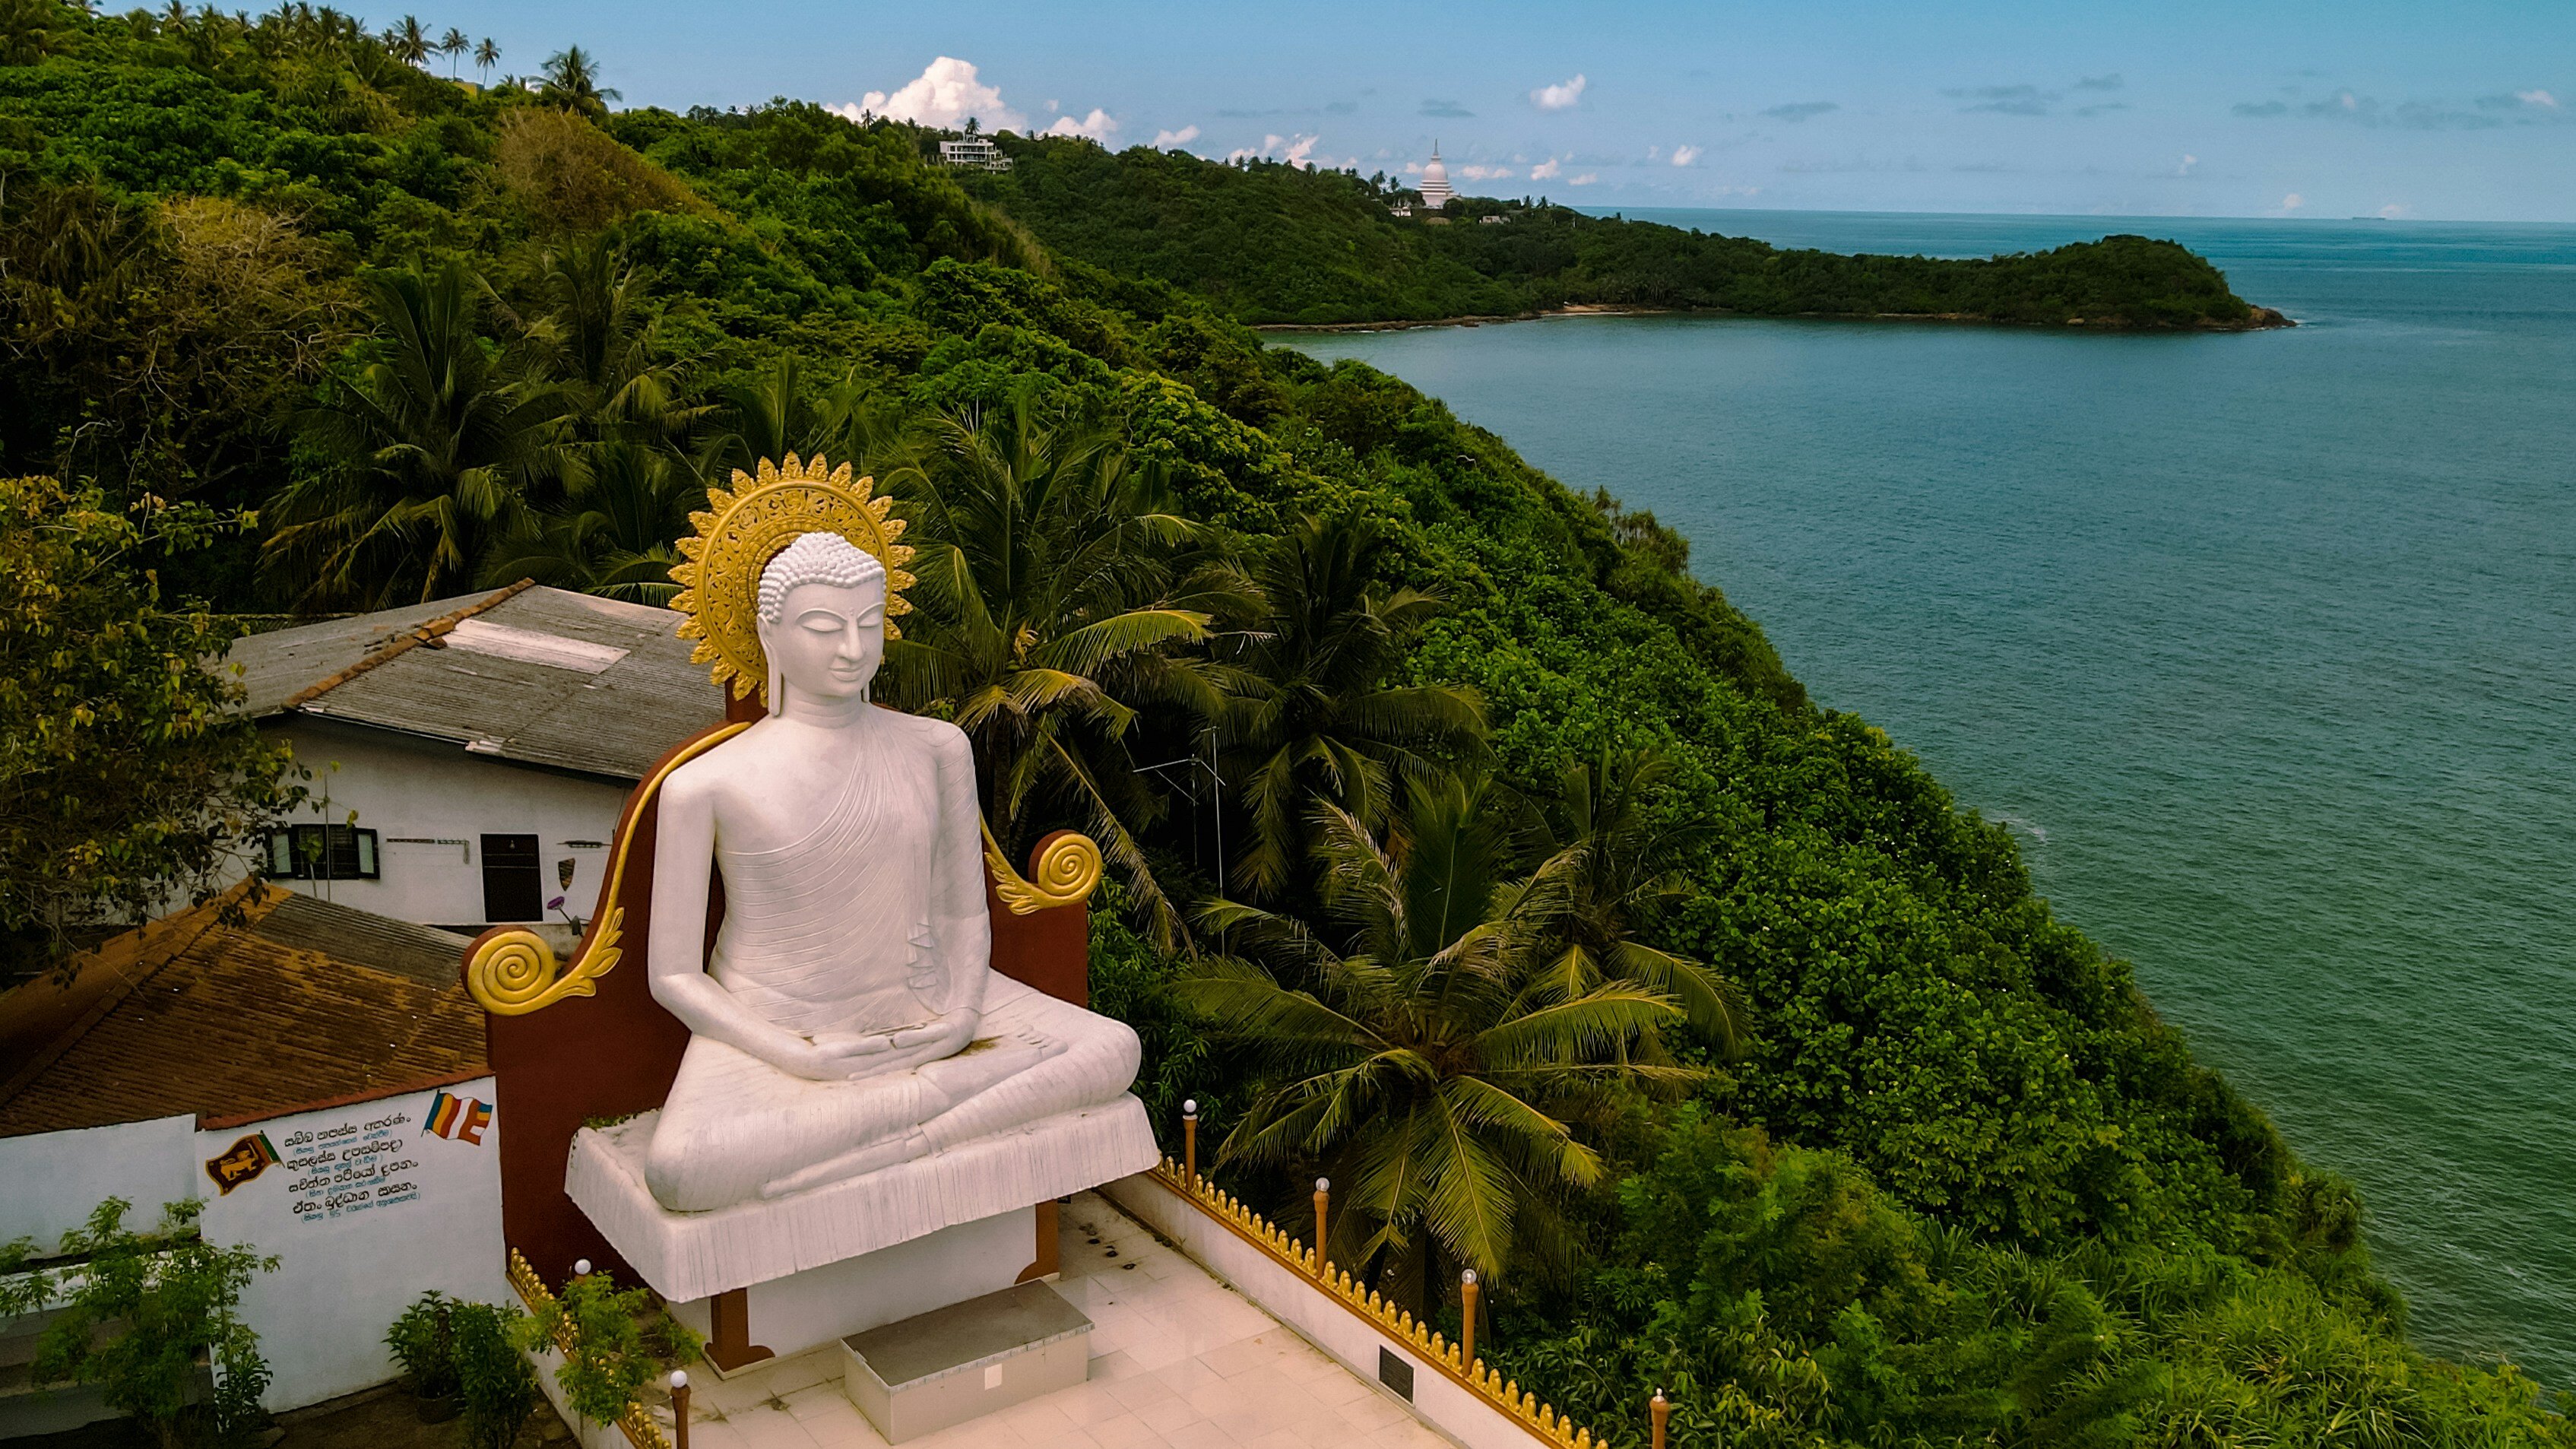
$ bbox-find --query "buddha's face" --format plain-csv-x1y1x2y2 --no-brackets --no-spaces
759,578,886,706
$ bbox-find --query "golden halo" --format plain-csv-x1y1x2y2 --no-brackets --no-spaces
669,454,917,701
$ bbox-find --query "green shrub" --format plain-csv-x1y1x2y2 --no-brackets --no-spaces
452,1301,540,1449
0,1198,277,1449
517,1270,698,1426
385,1290,458,1397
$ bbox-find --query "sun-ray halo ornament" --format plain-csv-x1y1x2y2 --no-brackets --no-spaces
670,454,915,702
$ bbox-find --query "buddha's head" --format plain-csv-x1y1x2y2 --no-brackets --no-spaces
754,531,888,712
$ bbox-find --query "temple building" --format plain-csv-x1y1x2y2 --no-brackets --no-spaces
219,582,722,947
1416,142,1454,208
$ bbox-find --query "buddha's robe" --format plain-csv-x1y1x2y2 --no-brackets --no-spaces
642,712,1139,1212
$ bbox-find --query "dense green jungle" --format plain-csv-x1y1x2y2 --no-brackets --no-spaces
964,137,2284,328
0,5,2563,1445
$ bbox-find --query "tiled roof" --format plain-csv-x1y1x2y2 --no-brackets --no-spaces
221,584,726,782
0,887,486,1137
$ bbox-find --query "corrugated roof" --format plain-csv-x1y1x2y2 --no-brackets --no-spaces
0,887,486,1137
223,585,726,782
247,893,476,990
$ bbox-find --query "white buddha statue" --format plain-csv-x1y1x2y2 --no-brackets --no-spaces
640,531,1142,1212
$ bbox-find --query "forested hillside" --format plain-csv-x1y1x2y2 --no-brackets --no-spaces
0,7,2559,1447
971,136,2286,329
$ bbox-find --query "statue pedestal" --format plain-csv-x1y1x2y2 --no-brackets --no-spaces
566,1094,1154,1363
657,1207,1037,1377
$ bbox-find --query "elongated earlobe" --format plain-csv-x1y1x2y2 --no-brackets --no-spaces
756,623,784,713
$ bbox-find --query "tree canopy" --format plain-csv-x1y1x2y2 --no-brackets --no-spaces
0,9,2557,1444
971,137,2280,330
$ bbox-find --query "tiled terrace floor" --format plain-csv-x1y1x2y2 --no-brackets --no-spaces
670,1191,1452,1449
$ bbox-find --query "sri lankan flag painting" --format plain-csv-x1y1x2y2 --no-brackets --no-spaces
423,1089,494,1145
204,1133,280,1194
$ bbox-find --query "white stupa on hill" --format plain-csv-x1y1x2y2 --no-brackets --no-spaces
1416,142,1455,208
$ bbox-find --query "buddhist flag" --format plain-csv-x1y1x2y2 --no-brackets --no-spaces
423,1090,494,1146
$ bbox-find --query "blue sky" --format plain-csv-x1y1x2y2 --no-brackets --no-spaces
426,1,2574,221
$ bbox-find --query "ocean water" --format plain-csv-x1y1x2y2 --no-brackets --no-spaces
1286,212,2576,1382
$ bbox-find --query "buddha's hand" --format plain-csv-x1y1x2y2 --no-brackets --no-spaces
886,1010,978,1055
780,1032,897,1080
805,1010,981,1078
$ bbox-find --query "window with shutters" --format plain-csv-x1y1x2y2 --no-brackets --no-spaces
480,833,543,921
261,825,380,881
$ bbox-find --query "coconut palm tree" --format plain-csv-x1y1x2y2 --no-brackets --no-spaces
877,400,1242,946
0,0,65,62
437,27,466,77
385,14,426,66
1216,513,1485,901
264,260,566,607
1508,743,1747,1053
693,354,815,483
1181,774,1702,1303
481,441,702,604
540,46,617,114
508,236,700,447
472,36,499,85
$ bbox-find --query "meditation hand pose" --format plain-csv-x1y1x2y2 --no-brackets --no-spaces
642,531,1139,1212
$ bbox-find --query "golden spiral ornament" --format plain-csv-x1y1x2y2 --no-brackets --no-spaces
466,928,564,1012
982,822,1104,915
668,454,916,702
464,910,626,1015
1031,832,1104,900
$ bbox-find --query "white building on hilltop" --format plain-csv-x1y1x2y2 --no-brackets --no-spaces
939,135,1011,170
1416,142,1454,209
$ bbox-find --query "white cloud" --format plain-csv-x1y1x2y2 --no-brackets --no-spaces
1153,125,1201,148
1531,73,1588,110
853,56,1026,132
1234,134,1323,168
1671,144,1702,166
2178,153,2197,175
1569,173,1598,185
2517,88,2559,108
2378,201,2413,219
1530,157,1562,179
1045,108,1119,142
1459,163,1516,179
2279,191,2305,213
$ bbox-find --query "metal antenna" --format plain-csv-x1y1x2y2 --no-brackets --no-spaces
1134,724,1225,889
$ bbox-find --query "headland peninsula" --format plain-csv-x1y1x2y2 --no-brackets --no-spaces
966,136,2293,331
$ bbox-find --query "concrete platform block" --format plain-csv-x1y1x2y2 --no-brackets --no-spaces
838,1282,1091,1442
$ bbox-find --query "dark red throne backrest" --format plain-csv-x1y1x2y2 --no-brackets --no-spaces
466,696,1095,1288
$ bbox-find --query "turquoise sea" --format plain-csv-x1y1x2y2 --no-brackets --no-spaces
1287,211,2576,1383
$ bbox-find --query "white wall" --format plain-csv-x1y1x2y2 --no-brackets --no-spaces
272,720,631,933
1102,1175,1549,1449
0,1116,200,1251
664,1207,1037,1359
195,1076,510,1410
